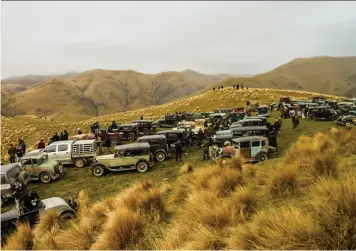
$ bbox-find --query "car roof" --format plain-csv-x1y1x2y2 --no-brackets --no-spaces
230,126,269,131
114,142,150,151
22,152,47,159
244,116,266,120
0,164,21,174
131,120,153,123
232,136,268,142
157,130,183,134
239,118,262,122
137,135,166,141
118,123,137,127
50,140,74,145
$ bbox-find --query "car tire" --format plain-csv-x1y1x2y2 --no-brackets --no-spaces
92,165,105,177
310,115,316,121
191,137,198,146
155,151,166,162
60,211,75,221
345,122,352,127
257,153,268,163
18,171,30,186
110,139,118,147
142,128,150,136
39,172,52,183
74,158,85,168
128,133,135,141
136,161,149,173
55,163,64,175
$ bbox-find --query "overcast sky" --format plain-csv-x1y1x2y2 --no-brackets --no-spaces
2,1,356,77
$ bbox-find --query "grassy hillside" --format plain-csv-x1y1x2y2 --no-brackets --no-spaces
1,69,231,117
206,56,356,97
3,126,356,250
0,87,343,160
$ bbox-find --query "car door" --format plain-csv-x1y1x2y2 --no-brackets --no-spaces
42,145,57,161
239,141,251,159
251,141,261,158
21,159,36,179
56,144,71,163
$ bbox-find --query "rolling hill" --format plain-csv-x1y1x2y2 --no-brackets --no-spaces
1,70,232,117
206,56,356,97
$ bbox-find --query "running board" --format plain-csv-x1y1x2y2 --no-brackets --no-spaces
106,166,136,172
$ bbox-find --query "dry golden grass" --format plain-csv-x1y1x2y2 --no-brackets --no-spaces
268,165,300,196
3,223,33,250
180,163,194,174
228,186,258,220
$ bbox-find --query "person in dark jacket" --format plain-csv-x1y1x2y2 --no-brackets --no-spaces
213,87,215,91
241,85,244,89
63,130,69,140
268,130,278,151
59,132,65,141
111,121,118,130
20,139,26,154
8,144,16,163
52,133,59,142
237,84,240,89
204,120,208,128
37,140,45,149
174,139,183,162
140,115,144,120
202,136,211,160
233,84,236,89
273,119,281,134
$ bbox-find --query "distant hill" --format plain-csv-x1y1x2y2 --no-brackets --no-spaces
206,56,356,97
1,69,233,117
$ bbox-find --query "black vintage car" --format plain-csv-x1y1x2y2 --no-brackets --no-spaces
235,118,264,127
137,135,170,161
113,123,140,141
157,115,184,128
212,126,270,149
156,130,185,149
131,120,156,135
307,107,338,121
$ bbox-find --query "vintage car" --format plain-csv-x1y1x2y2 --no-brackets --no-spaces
212,136,276,163
212,126,270,149
137,135,171,161
235,118,264,127
96,128,124,147
176,120,196,128
130,120,156,135
257,105,270,117
214,108,233,114
1,192,76,239
173,125,201,146
336,110,356,127
156,130,185,147
233,106,246,113
1,164,30,208
20,152,65,183
307,107,338,121
91,143,154,177
243,116,267,125
229,112,246,123
157,114,184,128
113,123,140,141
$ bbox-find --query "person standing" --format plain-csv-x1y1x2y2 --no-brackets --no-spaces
59,132,65,141
16,141,24,162
8,144,16,163
63,130,69,140
268,129,278,151
140,114,144,120
292,114,300,130
174,139,183,163
37,140,46,149
202,136,210,160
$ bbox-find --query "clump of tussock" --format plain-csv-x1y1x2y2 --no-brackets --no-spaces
268,165,300,196
77,190,89,216
243,163,256,178
309,176,356,250
330,127,356,155
313,132,335,153
89,207,143,250
33,210,62,240
180,226,227,250
180,163,194,174
228,207,321,249
283,135,315,165
309,149,339,178
3,223,33,250
33,232,57,250
207,168,243,197
228,186,257,220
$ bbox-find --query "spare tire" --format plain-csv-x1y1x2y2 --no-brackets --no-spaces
18,171,30,186
54,163,64,175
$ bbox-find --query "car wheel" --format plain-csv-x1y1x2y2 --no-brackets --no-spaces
92,165,105,177
155,151,166,162
211,144,220,151
128,133,135,141
74,158,85,168
223,140,232,147
39,172,52,183
136,161,149,173
110,139,118,147
257,153,268,163
310,115,316,121
55,163,64,175
191,137,198,146
143,128,150,136
345,122,351,127
60,212,75,221
1,197,4,208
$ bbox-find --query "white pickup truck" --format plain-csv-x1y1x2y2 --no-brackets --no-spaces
28,140,98,168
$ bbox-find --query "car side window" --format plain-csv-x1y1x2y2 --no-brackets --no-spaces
240,142,250,149
21,159,32,166
1,174,7,184
58,144,68,152
251,141,260,147
149,140,160,146
32,159,38,165
44,145,57,153
261,141,266,146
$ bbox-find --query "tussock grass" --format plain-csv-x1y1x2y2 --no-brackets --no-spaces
180,163,194,174
228,186,258,220
3,223,33,250
33,210,62,240
228,207,321,249
268,165,300,196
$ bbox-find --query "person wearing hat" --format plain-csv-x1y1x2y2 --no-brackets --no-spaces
37,139,46,149
77,128,83,135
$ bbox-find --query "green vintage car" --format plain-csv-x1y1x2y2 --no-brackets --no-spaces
20,152,65,183
91,142,154,177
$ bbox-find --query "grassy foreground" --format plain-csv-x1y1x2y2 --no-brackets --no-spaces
3,125,355,250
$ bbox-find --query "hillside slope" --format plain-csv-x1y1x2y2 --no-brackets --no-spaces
1,69,231,117
208,57,356,97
